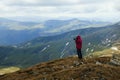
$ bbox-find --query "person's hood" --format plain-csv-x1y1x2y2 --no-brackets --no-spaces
77,35,81,39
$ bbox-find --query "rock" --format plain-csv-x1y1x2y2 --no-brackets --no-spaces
96,61,102,65
73,61,80,66
110,54,120,66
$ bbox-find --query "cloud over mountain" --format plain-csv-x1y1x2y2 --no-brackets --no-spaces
0,0,120,22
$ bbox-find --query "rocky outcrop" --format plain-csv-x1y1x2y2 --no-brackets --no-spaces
110,54,120,66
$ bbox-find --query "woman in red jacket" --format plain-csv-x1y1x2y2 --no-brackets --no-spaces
74,35,82,59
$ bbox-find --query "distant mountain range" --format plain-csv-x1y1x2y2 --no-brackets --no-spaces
0,18,110,45
0,21,119,68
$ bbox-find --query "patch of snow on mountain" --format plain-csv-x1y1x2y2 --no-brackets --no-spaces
66,42,69,46
111,47,118,51
41,47,47,52
91,49,94,52
24,42,31,47
106,44,111,47
86,48,89,52
41,45,50,52
102,38,111,45
106,38,111,43
88,43,91,46
60,42,70,58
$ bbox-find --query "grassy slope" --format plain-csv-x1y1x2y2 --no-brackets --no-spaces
0,56,120,80
89,47,120,57
0,67,20,75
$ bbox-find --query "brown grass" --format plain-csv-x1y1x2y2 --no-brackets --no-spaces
0,56,120,80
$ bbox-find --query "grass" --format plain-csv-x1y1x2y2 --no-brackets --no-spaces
0,67,20,75
0,56,120,80
89,47,120,57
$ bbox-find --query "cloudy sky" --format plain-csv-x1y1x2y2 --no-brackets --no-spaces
0,0,120,22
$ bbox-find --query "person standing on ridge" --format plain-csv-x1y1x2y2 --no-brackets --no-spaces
74,35,82,59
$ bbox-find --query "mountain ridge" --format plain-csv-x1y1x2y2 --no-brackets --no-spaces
0,17,110,45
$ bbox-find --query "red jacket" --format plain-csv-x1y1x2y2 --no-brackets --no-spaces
75,35,82,49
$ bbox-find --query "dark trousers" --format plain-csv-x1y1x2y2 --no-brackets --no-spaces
77,49,82,59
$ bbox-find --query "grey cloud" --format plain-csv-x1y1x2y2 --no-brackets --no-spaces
11,0,113,6
2,0,80,6
0,0,118,7
115,6,120,11
79,0,113,4
114,1,120,11
0,0,120,22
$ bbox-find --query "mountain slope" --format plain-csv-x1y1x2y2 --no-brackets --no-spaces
21,22,120,56
0,56,120,80
0,22,119,68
